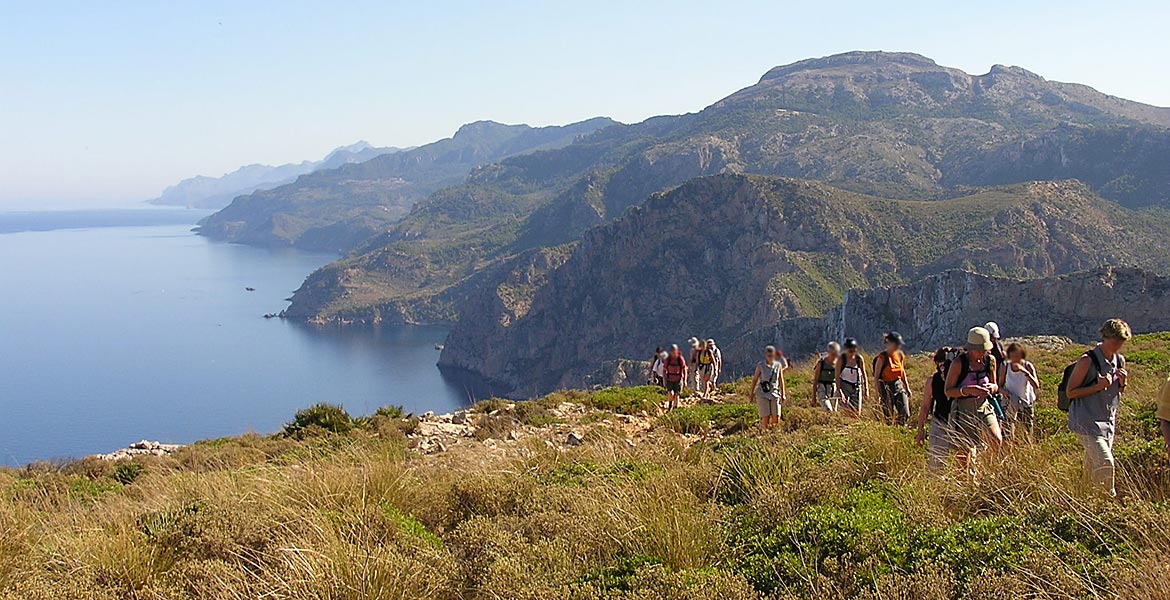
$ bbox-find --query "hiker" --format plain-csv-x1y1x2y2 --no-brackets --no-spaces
916,347,958,474
1000,342,1039,440
662,344,688,411
945,327,1004,476
813,342,841,411
836,338,868,416
874,332,913,425
750,345,785,430
1066,319,1131,496
1156,374,1170,461
696,340,718,400
649,347,666,387
707,338,723,387
688,337,703,392
986,321,1007,367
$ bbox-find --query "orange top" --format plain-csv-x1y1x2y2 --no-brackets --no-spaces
879,350,906,382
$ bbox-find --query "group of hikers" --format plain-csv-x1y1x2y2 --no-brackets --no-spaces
648,318,1170,496
649,337,727,410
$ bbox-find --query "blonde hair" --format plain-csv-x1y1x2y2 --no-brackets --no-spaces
1100,318,1133,341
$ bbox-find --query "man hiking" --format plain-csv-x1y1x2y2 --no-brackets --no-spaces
1156,374,1170,462
687,337,703,392
750,345,785,430
836,338,868,416
662,344,688,412
874,332,912,425
812,342,841,411
1066,318,1131,496
945,327,1004,478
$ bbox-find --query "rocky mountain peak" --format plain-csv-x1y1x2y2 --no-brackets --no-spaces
984,64,1045,80
758,51,941,82
453,120,518,139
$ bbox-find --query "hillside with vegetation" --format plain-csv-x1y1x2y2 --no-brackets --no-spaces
3,335,1169,599
438,174,1170,395
195,118,615,252
280,51,1170,332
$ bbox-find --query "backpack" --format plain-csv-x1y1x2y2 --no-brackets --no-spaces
1057,350,1124,411
817,357,836,384
664,355,685,381
930,371,952,421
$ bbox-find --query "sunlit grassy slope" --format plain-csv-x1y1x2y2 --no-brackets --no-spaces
2,335,1170,599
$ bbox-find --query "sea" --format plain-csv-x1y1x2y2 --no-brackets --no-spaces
0,208,484,466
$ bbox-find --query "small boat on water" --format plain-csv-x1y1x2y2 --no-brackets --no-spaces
264,313,278,319
245,287,256,292
435,344,445,351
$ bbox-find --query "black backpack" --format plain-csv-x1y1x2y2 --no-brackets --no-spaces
1057,351,1106,412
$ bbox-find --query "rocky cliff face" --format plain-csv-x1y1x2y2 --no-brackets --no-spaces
439,174,1170,397
734,267,1170,369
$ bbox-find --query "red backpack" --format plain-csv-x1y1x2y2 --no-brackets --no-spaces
664,355,685,382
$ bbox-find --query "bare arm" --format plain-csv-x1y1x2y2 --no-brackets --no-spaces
916,378,933,443
1067,356,1106,400
750,366,760,397
812,361,822,398
1024,362,1041,391
778,368,787,400
1161,419,1170,462
944,361,964,399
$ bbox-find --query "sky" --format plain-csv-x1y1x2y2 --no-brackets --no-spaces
1,0,1168,208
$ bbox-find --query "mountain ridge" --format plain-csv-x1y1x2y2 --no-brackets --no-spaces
195,117,617,252
148,142,405,209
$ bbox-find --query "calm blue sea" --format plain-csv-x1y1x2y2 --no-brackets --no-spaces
0,209,484,466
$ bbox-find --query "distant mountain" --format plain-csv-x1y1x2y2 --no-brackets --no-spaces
435,174,1170,396
195,118,617,252
283,51,1170,330
148,141,405,209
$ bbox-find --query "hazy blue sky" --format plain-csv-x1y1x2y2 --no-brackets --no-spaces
2,0,1167,207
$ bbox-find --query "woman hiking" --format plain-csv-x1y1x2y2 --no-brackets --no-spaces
661,344,688,412
649,347,666,387
812,342,841,411
874,332,912,425
945,327,1005,477
696,339,718,400
751,345,785,430
835,338,868,416
999,342,1039,440
916,347,958,474
1066,318,1131,497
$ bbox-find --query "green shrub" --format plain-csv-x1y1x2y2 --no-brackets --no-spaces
112,462,144,485
588,386,665,414
284,403,354,438
380,500,443,548
373,405,405,419
659,404,757,434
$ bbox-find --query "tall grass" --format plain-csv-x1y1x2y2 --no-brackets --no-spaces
1,335,1169,598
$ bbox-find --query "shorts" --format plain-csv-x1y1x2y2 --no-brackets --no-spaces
698,364,714,377
755,394,781,418
926,415,953,473
816,383,838,411
948,397,1000,449
840,381,862,413
665,380,682,394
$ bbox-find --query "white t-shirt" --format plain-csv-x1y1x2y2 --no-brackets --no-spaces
1004,361,1037,405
